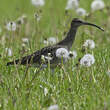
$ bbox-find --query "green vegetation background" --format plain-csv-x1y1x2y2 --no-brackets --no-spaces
0,0,110,110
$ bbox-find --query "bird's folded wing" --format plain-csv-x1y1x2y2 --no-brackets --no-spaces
7,45,63,66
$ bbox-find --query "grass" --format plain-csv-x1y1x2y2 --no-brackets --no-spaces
0,0,110,109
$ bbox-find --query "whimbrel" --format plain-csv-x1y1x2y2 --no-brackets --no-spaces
7,18,104,68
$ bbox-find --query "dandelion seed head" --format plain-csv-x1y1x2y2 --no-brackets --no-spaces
22,38,29,43
76,8,87,16
5,48,12,56
31,0,45,7
83,39,95,49
56,48,69,59
48,104,59,110
48,37,57,44
80,54,95,67
91,0,105,11
65,0,79,10
6,21,16,31
43,37,57,45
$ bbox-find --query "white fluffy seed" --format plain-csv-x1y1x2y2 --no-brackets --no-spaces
80,54,95,67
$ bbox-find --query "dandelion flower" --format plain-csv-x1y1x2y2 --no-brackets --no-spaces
6,22,16,31
65,0,79,10
69,50,77,59
56,48,69,59
83,39,95,49
5,48,12,56
91,0,105,11
76,8,87,16
48,104,59,110
31,0,45,7
80,54,95,67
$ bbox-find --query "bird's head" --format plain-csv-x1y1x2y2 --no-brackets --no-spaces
71,18,104,31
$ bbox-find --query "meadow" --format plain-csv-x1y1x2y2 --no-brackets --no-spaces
0,0,110,109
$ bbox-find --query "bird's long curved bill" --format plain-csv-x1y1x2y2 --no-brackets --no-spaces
83,22,104,31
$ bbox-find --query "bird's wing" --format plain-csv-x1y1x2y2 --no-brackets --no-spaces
7,45,63,66
32,45,63,64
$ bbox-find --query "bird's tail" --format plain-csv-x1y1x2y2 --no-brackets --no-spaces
7,55,32,66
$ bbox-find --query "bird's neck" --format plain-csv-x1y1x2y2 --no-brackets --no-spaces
57,26,77,50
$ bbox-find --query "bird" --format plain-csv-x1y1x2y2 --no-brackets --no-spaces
7,18,104,68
